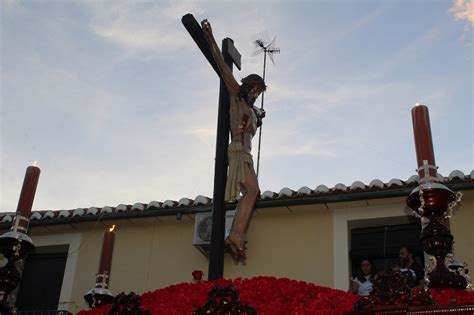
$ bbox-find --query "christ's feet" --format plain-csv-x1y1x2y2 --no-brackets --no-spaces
225,235,246,261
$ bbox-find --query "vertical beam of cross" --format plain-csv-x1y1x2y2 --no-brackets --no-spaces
208,38,236,280
182,14,241,280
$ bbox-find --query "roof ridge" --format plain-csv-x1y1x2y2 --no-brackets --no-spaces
0,170,472,223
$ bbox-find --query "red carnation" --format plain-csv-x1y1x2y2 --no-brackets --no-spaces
192,270,204,281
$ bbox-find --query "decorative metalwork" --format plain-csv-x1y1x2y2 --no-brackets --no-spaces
109,292,151,315
407,182,468,290
84,285,114,309
193,285,257,315
445,254,472,290
354,272,435,312
0,230,35,314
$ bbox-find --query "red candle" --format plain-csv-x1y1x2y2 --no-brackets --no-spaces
11,163,41,233
411,103,438,184
96,225,116,288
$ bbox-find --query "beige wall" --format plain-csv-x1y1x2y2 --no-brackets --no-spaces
22,190,473,312
450,190,474,269
28,203,333,313
225,204,333,286
67,217,208,313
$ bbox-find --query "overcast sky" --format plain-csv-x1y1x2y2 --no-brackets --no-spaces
1,0,472,212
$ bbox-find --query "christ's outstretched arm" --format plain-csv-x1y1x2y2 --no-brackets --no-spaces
201,20,240,95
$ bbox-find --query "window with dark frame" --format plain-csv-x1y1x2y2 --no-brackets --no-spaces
349,219,424,276
15,245,69,313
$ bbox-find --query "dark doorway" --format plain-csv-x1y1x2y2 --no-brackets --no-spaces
350,221,423,275
16,245,69,312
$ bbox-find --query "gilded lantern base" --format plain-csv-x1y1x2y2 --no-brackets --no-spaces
84,287,114,308
407,183,467,290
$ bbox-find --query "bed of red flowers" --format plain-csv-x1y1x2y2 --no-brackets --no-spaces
428,288,474,305
78,276,474,315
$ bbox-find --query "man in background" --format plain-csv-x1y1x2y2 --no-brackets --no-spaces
399,245,425,289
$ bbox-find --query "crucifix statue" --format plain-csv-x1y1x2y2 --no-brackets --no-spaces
201,19,266,262
182,14,266,277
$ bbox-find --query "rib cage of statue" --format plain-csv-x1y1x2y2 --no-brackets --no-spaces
202,19,266,261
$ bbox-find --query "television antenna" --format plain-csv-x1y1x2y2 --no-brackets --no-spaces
252,32,280,178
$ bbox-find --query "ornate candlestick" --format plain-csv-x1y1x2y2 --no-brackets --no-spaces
84,225,116,308
406,103,467,289
0,164,40,313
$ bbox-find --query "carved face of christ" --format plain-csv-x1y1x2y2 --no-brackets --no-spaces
247,86,263,106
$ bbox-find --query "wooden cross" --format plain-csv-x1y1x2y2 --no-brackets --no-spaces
182,14,241,280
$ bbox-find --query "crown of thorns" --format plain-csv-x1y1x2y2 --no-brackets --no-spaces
241,74,266,91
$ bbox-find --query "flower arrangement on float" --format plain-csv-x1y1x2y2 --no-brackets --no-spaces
78,275,474,315
78,276,358,314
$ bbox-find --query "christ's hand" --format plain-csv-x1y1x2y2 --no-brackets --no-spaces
201,19,212,34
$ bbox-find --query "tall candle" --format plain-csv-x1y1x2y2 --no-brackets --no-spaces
411,103,438,184
96,225,116,288
11,164,41,233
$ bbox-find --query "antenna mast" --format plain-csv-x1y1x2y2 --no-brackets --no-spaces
253,34,280,179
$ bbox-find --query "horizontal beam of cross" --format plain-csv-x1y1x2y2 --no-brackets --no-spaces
181,14,241,75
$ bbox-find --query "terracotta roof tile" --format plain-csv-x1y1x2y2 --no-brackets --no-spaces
297,186,312,196
178,198,193,207
86,207,99,216
43,211,55,219
163,200,178,208
387,179,404,187
114,205,127,212
261,190,277,199
132,203,145,211
1,214,13,223
406,175,419,184
99,207,112,214
1,170,472,226
369,179,385,189
350,181,366,190
147,201,162,209
449,170,464,180
315,185,329,193
30,212,42,220
194,195,211,206
58,210,70,218
334,183,348,191
72,208,85,217
278,188,295,197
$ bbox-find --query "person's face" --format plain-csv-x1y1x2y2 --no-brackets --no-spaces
399,247,411,264
361,260,372,276
391,265,401,273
